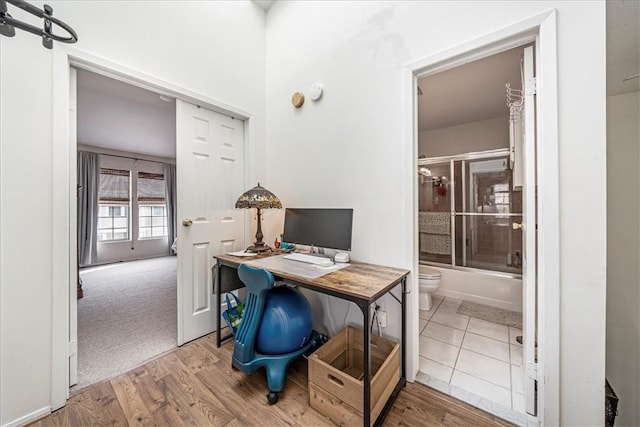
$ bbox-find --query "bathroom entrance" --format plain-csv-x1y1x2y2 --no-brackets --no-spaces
414,42,538,423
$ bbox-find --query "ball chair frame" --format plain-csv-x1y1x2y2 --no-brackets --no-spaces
233,263,321,404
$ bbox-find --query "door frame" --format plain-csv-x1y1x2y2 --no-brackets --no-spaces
51,47,256,409
402,10,559,425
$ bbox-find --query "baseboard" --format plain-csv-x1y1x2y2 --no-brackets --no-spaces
2,406,51,427
81,253,173,269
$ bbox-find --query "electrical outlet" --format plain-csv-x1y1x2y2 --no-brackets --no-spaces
378,310,388,328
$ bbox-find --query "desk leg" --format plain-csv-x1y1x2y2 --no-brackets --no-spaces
373,279,408,426
401,276,407,380
359,302,371,427
215,262,222,348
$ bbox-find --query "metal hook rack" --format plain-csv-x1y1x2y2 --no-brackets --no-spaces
0,0,77,49
505,82,523,105
505,82,523,122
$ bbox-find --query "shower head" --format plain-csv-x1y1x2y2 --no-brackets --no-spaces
418,167,432,177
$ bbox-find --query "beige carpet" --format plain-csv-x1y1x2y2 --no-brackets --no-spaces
74,256,177,390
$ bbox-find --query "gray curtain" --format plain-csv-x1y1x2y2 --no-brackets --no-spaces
163,163,177,253
77,151,99,266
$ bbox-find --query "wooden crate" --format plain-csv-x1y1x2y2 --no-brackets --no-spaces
308,326,400,426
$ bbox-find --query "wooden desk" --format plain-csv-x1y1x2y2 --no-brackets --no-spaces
214,253,409,427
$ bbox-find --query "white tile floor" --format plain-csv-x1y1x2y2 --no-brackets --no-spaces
418,295,525,413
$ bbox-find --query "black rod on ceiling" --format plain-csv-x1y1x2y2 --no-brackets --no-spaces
0,0,77,49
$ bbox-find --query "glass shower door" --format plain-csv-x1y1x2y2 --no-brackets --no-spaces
455,156,523,275
418,150,522,276
418,161,452,266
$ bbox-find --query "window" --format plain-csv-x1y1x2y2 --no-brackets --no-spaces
96,163,168,243
137,172,167,239
98,168,131,241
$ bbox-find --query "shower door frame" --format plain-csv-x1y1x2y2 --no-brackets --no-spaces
418,148,523,279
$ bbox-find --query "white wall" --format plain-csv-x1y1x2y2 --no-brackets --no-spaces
606,91,640,427
0,1,266,425
265,1,606,425
0,33,54,427
418,116,509,158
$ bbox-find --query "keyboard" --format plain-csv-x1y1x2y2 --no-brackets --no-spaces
283,252,334,267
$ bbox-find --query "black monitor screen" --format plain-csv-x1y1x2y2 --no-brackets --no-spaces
283,208,353,251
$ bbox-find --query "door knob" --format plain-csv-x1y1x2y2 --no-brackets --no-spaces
512,222,523,230
182,218,193,227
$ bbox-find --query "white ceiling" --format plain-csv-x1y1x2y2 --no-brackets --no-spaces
417,46,523,132
77,70,175,112
77,2,638,153
76,69,176,159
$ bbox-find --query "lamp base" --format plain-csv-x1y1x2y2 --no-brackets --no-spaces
246,244,272,254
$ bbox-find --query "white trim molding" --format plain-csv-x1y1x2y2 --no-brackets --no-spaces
51,47,72,411
66,48,252,121
535,10,560,425
403,9,559,426
1,406,50,427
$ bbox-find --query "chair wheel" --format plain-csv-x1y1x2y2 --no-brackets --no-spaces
266,391,278,405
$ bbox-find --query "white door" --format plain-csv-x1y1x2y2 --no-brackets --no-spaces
176,100,245,345
69,67,78,387
521,45,538,416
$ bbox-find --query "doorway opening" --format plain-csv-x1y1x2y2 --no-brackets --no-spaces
414,43,538,425
72,69,178,390
52,51,253,409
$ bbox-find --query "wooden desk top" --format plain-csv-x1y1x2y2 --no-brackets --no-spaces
215,253,409,303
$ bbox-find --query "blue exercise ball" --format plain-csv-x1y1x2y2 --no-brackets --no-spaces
255,286,313,355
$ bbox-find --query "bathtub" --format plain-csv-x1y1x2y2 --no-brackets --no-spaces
419,264,522,312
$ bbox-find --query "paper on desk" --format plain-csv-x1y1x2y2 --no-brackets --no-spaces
228,250,258,257
247,255,349,279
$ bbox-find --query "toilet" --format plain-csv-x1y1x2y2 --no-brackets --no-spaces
418,265,442,311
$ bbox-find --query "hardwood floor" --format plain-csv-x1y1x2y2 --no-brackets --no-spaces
31,333,514,426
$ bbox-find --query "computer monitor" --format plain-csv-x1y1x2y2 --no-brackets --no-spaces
282,208,353,251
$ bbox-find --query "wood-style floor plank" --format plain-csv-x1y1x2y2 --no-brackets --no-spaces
197,344,311,427
166,351,235,426
197,364,294,427
87,381,130,426
30,333,514,427
110,374,155,426
176,339,221,375
66,389,105,426
128,366,186,426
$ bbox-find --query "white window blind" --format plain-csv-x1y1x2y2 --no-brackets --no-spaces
98,168,131,241
99,168,130,205
138,171,167,239
137,172,165,205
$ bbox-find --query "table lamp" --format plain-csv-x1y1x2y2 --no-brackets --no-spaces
235,183,282,253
